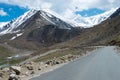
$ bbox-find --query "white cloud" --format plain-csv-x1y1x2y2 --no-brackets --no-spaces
0,8,8,16
0,0,119,18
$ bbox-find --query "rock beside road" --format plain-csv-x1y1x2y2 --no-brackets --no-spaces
0,54,81,80
45,54,80,66
26,65,34,70
8,73,19,80
0,71,4,78
10,66,21,75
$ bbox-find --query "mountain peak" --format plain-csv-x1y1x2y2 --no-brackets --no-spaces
0,9,81,48
0,9,75,35
0,7,119,35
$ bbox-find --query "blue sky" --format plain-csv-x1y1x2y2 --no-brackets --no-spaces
0,0,119,22
75,8,105,17
0,3,28,22
0,3,106,22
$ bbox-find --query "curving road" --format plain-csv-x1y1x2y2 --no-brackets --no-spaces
30,46,120,80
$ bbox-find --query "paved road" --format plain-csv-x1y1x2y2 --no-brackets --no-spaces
30,46,120,80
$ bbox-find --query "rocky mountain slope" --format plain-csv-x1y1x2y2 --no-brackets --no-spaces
0,8,119,50
0,7,119,66
57,8,120,47
0,9,75,35
0,9,81,50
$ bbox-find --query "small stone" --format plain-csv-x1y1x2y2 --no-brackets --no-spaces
0,72,3,78
31,71,35,74
25,71,29,76
38,67,41,70
26,66,34,70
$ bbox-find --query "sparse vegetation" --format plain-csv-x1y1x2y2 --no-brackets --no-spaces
0,45,14,61
35,47,95,62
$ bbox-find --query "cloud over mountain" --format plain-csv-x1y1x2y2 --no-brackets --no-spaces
0,8,8,16
0,0,119,19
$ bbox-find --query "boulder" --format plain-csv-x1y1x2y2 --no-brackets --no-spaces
55,61,61,64
10,66,21,75
45,60,52,65
45,60,61,66
0,72,3,78
39,62,44,65
38,66,41,70
2,67,9,72
45,64,48,68
27,61,35,65
8,73,18,80
25,71,29,76
26,65,34,70
31,71,35,74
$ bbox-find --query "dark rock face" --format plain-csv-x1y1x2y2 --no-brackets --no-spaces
20,11,81,46
15,10,81,45
27,25,80,45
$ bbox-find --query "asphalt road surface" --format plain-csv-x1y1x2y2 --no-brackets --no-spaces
30,46,120,80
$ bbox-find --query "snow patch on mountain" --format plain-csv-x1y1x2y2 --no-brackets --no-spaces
0,22,9,29
43,9,76,27
40,10,73,29
10,33,23,40
40,11,56,25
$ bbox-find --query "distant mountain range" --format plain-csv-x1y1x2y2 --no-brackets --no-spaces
72,8,118,27
0,8,118,33
0,7,119,50
64,8,120,47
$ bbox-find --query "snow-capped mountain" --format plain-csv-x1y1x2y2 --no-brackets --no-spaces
43,8,118,28
0,9,80,48
0,7,119,50
0,9,73,35
0,8,118,35
71,8,118,28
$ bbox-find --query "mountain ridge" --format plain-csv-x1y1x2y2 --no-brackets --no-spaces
0,9,76,35
0,8,118,35
0,8,119,49
0,9,81,50
72,8,118,27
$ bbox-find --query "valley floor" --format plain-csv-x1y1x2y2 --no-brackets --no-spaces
1,46,120,80
0,46,96,80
